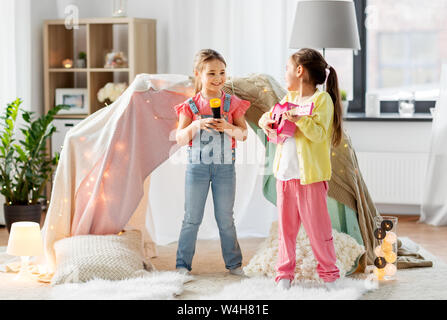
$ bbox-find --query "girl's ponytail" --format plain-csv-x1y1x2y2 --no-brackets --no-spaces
326,66,343,147
290,48,344,147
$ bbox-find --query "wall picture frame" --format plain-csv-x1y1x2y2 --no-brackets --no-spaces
55,88,89,115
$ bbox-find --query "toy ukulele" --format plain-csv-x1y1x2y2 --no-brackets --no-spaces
268,101,314,144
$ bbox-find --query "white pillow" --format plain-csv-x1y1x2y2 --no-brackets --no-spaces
243,222,365,282
51,230,148,285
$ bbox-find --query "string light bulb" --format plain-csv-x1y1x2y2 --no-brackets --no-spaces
384,263,397,276
374,257,387,269
373,267,385,280
381,241,393,253
381,219,394,231
384,251,397,264
384,231,397,244
374,227,386,240
374,245,384,257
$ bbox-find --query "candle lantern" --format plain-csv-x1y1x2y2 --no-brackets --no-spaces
62,58,73,69
373,216,398,281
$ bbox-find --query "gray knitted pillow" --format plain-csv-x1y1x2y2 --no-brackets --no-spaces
51,230,147,285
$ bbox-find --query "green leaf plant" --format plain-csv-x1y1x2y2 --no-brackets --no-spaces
0,99,68,205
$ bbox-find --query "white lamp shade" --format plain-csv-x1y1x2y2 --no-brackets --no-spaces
289,0,361,50
7,222,44,257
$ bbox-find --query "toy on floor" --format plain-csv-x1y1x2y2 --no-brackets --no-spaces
268,101,314,144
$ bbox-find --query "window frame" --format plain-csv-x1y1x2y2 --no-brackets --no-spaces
350,0,435,114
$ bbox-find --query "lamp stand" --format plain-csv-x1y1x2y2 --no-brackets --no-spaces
14,256,32,281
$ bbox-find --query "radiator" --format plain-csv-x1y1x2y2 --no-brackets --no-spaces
356,152,429,205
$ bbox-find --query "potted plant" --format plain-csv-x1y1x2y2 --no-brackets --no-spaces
76,51,87,68
0,99,67,232
340,89,349,115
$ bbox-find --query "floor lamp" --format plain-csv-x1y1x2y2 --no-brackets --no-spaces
289,0,361,59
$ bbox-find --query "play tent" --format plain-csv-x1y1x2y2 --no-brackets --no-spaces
41,73,426,273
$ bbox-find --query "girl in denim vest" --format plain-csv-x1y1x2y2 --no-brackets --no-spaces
174,49,250,275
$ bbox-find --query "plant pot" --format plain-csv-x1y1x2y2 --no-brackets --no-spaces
3,203,42,234
75,59,86,68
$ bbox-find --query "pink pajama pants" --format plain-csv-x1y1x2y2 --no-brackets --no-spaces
275,179,340,283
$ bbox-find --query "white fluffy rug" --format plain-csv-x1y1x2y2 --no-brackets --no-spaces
50,272,192,300
0,250,192,300
243,222,365,282
1,237,444,300
198,276,376,300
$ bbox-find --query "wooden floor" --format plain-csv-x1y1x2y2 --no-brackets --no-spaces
1,215,446,273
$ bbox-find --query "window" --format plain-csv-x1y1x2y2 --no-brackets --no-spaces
351,0,447,113
366,0,447,102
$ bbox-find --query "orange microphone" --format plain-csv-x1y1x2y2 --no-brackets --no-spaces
210,98,221,119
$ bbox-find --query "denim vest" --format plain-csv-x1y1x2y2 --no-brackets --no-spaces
187,94,235,164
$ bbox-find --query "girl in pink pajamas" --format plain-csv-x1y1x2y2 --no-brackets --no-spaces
259,48,344,289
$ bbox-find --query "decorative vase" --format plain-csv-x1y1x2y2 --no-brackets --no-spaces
398,91,415,117
373,216,398,281
3,203,42,234
365,93,380,117
342,101,349,115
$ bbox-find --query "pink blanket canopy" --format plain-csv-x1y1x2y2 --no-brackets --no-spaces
41,74,194,271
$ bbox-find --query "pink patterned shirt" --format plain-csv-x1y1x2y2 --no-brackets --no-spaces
174,91,250,148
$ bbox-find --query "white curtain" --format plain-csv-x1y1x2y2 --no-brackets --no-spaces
0,0,18,225
420,64,447,226
0,0,32,225
166,0,298,81
0,0,17,108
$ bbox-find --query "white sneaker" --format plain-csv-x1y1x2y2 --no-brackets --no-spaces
229,267,245,276
277,279,291,290
176,267,190,275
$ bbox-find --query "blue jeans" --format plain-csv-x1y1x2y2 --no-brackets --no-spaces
176,148,242,271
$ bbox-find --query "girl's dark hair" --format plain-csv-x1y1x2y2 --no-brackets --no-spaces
193,49,227,94
290,48,343,147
